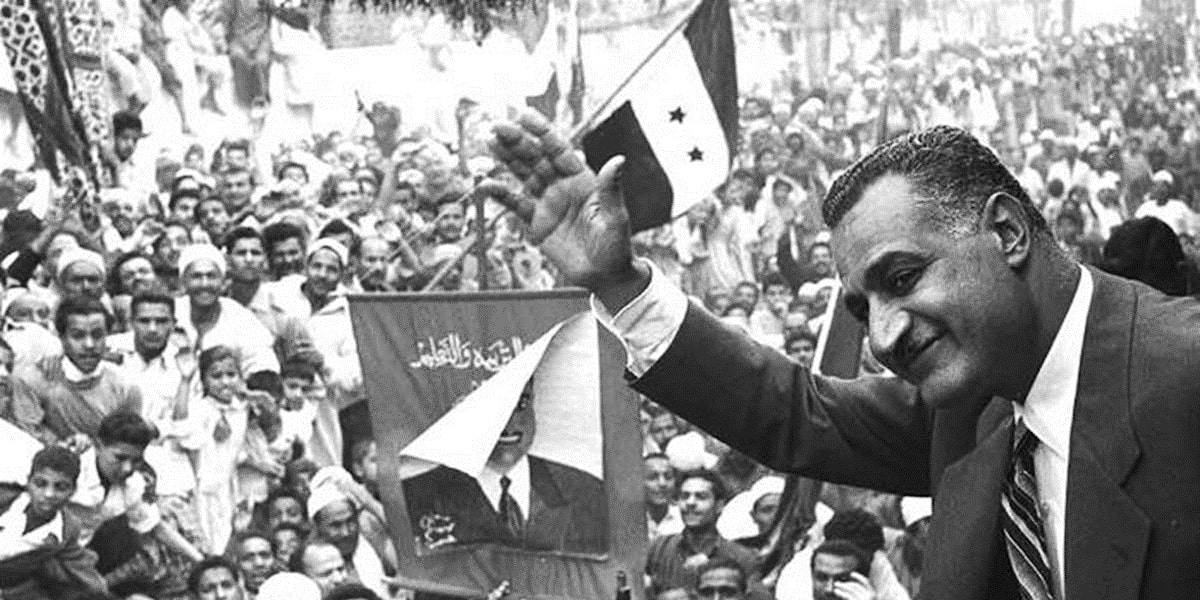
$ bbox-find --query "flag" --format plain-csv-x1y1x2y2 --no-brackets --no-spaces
520,0,586,126
581,0,737,233
811,283,866,379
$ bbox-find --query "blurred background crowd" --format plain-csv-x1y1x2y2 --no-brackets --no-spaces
3,0,1200,599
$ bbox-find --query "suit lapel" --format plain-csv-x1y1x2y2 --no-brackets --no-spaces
921,417,1012,600
1065,269,1148,600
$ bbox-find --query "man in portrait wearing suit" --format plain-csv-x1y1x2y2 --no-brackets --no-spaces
481,115,1199,599
402,379,607,555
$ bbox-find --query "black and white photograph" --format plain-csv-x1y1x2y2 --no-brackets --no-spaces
0,0,1197,599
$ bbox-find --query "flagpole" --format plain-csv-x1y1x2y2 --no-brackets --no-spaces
568,0,702,143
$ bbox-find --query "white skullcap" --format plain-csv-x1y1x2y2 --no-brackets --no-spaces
1153,170,1175,185
901,496,933,527
56,248,105,281
177,244,226,277
307,466,356,519
747,475,786,504
257,573,321,600
1038,129,1057,142
664,431,717,471
307,237,349,269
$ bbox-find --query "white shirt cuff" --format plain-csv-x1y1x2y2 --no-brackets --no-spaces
590,258,688,377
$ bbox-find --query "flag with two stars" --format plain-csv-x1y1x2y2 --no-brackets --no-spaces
580,0,737,233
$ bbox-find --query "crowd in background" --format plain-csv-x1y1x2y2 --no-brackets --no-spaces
2,8,1200,600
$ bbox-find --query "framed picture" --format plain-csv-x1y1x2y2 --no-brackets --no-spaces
349,290,645,600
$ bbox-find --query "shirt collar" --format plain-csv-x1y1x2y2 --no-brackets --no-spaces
61,355,100,382
479,455,531,518
1013,266,1093,459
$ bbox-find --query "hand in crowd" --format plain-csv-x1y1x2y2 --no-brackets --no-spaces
830,572,876,600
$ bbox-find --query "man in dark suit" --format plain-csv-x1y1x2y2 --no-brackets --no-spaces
403,379,607,555
481,115,1200,599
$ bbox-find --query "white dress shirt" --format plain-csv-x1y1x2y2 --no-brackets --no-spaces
0,492,64,561
593,260,1095,600
1012,265,1092,600
478,455,531,520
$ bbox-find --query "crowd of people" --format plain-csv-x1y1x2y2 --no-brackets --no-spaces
2,6,1200,600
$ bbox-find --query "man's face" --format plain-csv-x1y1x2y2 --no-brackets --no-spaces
335,180,365,212
228,237,266,282
811,553,861,600
833,174,1033,408
26,467,76,521
172,195,199,224
732,284,758,310
678,477,721,530
61,262,105,299
184,261,224,308
62,313,108,373
96,441,143,484
236,537,276,591
353,441,378,484
487,382,536,471
221,172,254,212
435,202,465,243
751,492,781,533
114,129,140,162
118,257,157,295
643,456,676,508
131,302,174,358
809,244,833,275
787,337,816,369
315,500,359,559
765,284,793,316
697,567,745,600
305,249,343,298
195,566,244,600
356,239,389,288
6,295,51,329
302,544,349,594
157,225,190,267
272,528,302,565
268,496,305,530
270,238,306,278
648,413,679,448
198,200,231,238
782,312,809,338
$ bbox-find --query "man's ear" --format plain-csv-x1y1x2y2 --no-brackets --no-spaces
981,192,1032,269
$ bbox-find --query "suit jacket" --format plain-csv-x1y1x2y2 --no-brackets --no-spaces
403,456,607,555
632,267,1200,600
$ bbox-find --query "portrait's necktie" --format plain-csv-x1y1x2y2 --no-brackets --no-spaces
213,411,232,443
498,475,524,541
1001,420,1055,600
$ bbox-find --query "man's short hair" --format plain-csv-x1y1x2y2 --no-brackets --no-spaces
822,126,1048,237
97,411,157,448
276,161,309,181
697,558,748,592
112,110,143,136
30,445,81,483
262,222,306,253
188,555,241,593
644,452,671,463
324,583,382,600
280,358,317,383
811,539,871,577
129,291,175,321
319,219,358,244
54,296,112,335
761,271,791,293
231,529,272,553
823,509,885,555
224,226,264,254
169,187,203,210
676,470,728,502
434,191,463,210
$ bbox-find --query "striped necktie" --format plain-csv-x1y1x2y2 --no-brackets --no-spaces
499,475,524,542
1001,420,1055,600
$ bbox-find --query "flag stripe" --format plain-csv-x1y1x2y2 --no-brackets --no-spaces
582,101,675,230
683,0,738,156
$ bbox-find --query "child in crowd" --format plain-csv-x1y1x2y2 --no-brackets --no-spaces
189,345,283,554
274,357,319,463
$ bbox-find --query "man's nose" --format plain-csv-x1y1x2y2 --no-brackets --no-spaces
868,299,911,363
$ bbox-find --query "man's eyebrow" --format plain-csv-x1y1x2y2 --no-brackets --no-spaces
861,250,928,288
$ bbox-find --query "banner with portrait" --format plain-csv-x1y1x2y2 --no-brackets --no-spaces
348,290,645,600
